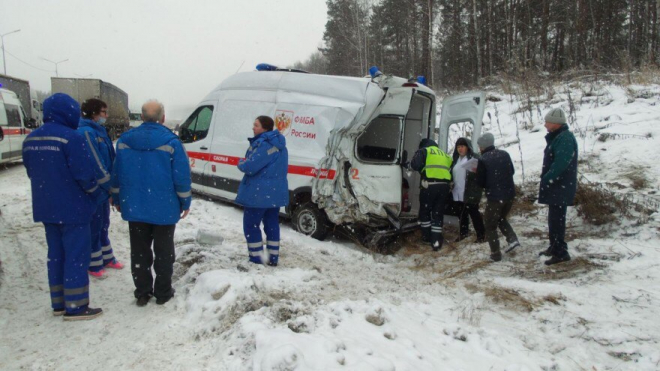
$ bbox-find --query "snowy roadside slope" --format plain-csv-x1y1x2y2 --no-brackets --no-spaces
1,82,659,370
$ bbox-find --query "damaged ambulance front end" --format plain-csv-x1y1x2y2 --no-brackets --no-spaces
312,72,437,248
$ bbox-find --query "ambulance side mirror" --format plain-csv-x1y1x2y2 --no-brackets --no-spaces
0,127,4,142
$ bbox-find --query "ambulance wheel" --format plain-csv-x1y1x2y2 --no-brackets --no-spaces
292,203,330,240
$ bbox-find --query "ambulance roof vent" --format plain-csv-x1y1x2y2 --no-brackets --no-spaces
256,63,309,74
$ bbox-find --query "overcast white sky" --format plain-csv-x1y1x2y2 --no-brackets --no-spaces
0,0,328,119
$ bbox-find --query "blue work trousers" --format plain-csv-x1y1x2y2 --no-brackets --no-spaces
44,223,91,314
243,207,280,264
89,201,115,272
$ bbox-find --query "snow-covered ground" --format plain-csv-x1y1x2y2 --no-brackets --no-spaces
1,82,659,370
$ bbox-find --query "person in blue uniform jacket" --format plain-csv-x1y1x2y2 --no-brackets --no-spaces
236,116,289,266
77,98,124,279
22,93,104,321
110,100,192,307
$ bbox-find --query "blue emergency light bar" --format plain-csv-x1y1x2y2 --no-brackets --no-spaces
417,76,427,85
256,63,278,71
369,66,383,78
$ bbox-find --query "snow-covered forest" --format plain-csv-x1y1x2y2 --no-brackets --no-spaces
296,0,660,89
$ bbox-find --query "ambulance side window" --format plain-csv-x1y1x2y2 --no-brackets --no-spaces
5,104,22,127
356,116,401,163
0,102,8,127
180,106,214,143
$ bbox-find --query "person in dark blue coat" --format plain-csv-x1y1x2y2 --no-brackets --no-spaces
538,108,578,265
476,133,521,262
22,93,104,321
236,116,289,266
78,98,124,279
110,100,192,306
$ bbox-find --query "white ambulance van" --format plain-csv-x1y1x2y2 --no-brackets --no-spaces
181,66,485,248
0,87,30,164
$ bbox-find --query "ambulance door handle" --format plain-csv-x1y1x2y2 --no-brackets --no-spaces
200,146,208,150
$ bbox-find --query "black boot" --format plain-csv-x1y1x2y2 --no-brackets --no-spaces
544,254,571,266
136,295,152,307
156,289,175,305
538,247,552,257
490,252,502,262
63,307,103,321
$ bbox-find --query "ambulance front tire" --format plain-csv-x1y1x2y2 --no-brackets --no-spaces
292,203,330,241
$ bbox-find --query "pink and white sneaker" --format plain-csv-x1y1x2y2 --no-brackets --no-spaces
105,260,124,270
88,269,107,279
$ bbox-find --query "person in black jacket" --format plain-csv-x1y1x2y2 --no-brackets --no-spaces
475,133,521,261
449,138,485,243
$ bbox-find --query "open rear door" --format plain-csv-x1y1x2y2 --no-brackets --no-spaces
437,92,486,152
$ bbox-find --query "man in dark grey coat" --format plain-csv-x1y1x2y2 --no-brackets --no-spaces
476,133,520,261
538,108,578,265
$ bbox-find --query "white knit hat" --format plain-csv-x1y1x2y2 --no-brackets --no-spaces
544,108,567,124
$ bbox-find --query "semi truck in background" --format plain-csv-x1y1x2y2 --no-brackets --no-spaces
51,77,129,139
0,74,43,128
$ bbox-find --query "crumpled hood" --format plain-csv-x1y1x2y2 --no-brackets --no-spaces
250,130,287,150
79,118,109,138
120,122,177,150
418,138,438,149
43,93,80,129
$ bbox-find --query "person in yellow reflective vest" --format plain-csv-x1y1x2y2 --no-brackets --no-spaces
409,138,452,250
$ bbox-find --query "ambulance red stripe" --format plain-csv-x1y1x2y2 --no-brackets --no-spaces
2,128,31,135
187,151,336,180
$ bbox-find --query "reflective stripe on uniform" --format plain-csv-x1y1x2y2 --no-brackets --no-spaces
24,136,68,144
117,143,131,150
50,285,64,293
110,187,120,194
249,251,262,257
156,145,174,154
97,173,110,185
103,253,114,260
66,298,90,308
102,245,112,252
84,132,110,179
424,165,450,170
247,242,263,248
267,147,279,155
85,185,99,193
51,296,64,304
266,248,279,255
91,250,102,258
266,240,280,246
177,190,191,198
64,285,89,296
89,260,103,267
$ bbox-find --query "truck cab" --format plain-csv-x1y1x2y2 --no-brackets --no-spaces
0,88,30,164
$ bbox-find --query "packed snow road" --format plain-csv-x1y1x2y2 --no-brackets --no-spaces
1,161,659,370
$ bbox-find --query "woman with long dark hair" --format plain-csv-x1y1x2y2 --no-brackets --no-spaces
450,137,485,243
